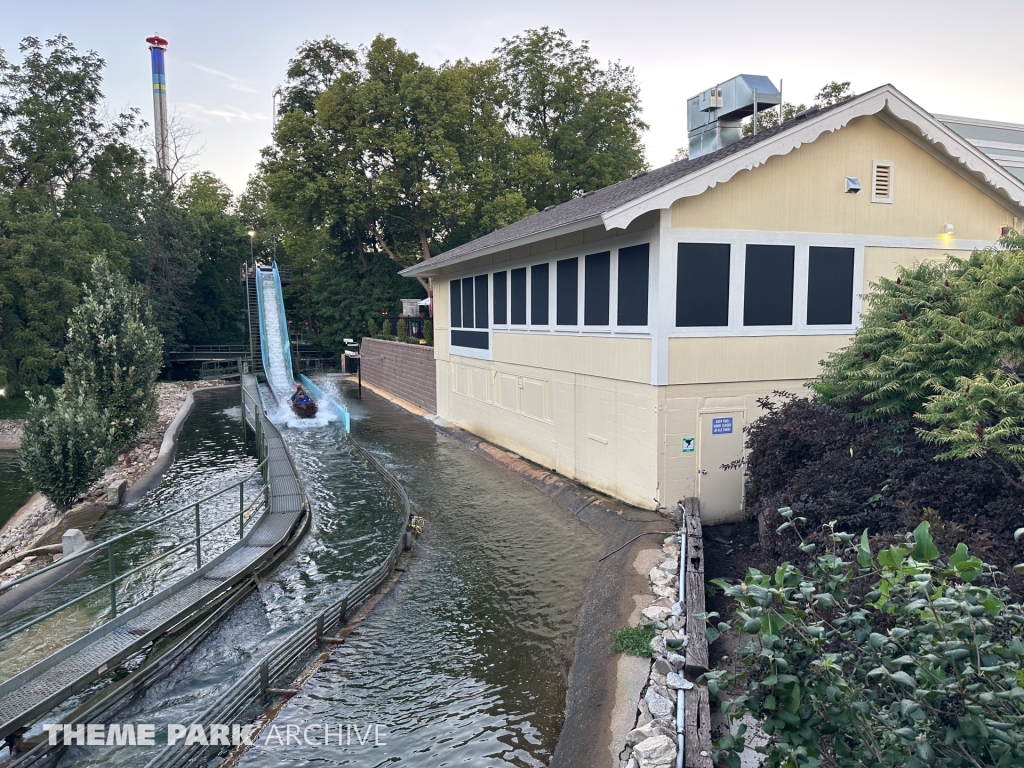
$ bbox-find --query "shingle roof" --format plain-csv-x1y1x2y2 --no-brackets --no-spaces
402,99,850,276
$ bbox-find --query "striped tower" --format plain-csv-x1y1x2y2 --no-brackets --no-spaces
146,35,170,175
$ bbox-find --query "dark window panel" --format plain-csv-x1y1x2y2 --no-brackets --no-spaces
450,330,489,349
617,243,650,326
474,274,489,328
531,263,549,325
450,279,462,328
462,277,475,329
584,251,610,326
743,245,794,326
511,267,527,324
676,243,730,327
493,271,507,324
556,257,579,325
807,247,855,325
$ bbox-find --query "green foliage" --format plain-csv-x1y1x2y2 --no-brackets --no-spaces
63,255,163,452
0,394,30,419
253,28,646,355
18,389,110,510
708,516,1024,768
814,234,1024,476
423,320,433,346
611,624,657,657
396,316,408,343
367,317,378,338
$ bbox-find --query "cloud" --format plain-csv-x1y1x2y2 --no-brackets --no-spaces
179,102,268,125
189,63,259,94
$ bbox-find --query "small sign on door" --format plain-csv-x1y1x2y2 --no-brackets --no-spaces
682,437,695,453
711,417,733,435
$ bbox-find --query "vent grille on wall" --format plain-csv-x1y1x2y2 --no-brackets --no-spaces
872,162,893,203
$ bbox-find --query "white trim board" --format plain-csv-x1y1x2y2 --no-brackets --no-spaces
601,86,1024,230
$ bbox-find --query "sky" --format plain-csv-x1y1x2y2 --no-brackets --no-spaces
3,0,1022,195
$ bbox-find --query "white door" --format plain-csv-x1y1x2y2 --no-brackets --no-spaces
698,411,745,524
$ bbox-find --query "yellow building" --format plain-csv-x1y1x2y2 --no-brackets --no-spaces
402,83,1024,523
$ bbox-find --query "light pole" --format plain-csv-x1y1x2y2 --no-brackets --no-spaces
248,230,255,268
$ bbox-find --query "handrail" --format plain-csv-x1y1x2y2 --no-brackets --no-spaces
0,460,270,645
145,434,413,768
0,459,268,599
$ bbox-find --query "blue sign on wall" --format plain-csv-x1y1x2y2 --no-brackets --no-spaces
711,417,733,435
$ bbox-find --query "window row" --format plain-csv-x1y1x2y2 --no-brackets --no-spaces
676,243,855,328
451,244,651,332
448,240,856,345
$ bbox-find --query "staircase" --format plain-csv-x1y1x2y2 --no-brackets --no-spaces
246,273,264,377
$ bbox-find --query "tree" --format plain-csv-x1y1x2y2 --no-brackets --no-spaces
742,80,855,137
254,29,648,352
0,36,145,392
19,389,110,511
815,80,854,108
63,255,163,452
494,27,648,209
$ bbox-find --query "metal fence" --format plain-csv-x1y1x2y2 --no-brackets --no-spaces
0,463,269,647
144,436,413,768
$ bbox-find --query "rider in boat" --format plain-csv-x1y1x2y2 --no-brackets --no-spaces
291,384,310,405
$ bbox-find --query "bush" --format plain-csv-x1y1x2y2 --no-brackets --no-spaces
367,317,378,338
423,320,433,346
397,317,408,342
708,517,1024,768
743,393,1022,571
63,256,163,452
612,624,657,657
19,389,111,510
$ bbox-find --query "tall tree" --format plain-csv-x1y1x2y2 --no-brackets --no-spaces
494,27,648,209
0,36,143,392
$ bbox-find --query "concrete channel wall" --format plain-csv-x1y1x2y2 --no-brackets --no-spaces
360,338,437,414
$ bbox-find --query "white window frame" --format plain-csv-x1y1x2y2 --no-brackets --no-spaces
871,161,894,204
666,230,865,338
446,270,493,360
455,230,654,341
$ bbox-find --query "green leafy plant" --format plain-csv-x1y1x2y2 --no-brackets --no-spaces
63,255,163,453
707,511,1024,768
423,320,433,346
366,317,378,338
19,389,111,510
396,317,408,342
612,624,657,657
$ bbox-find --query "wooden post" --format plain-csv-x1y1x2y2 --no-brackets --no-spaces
678,499,713,768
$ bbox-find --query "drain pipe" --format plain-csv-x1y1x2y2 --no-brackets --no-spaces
676,525,687,768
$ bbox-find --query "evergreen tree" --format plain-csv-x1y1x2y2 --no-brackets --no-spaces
19,389,110,510
63,255,163,452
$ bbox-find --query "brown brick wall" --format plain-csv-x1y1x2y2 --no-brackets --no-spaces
360,338,437,413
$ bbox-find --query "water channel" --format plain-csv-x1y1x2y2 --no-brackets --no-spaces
0,451,33,529
49,378,602,767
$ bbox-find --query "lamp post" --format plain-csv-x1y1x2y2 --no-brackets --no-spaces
248,230,255,267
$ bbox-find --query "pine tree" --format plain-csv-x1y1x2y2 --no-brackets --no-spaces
63,255,164,452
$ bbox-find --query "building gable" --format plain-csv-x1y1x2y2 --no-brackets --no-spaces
669,114,1020,241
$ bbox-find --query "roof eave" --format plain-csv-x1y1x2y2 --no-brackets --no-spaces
600,85,1024,230
400,214,606,277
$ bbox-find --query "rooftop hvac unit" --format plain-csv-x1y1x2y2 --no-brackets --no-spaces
687,74,781,159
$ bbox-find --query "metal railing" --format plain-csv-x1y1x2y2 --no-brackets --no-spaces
0,462,269,647
145,436,413,768
166,345,250,362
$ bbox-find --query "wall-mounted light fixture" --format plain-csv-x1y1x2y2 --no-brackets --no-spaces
845,176,862,193
942,223,954,236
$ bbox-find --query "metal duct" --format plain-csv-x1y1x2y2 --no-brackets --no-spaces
687,74,781,159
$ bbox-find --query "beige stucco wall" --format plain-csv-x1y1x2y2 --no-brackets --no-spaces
670,115,1018,241
438,346,659,509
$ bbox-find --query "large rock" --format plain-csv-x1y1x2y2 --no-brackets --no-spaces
649,567,674,586
642,604,672,622
633,734,677,768
625,719,675,747
644,688,674,719
657,558,678,573
666,671,693,690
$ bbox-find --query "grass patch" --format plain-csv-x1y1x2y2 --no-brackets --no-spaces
0,395,30,419
611,624,657,657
